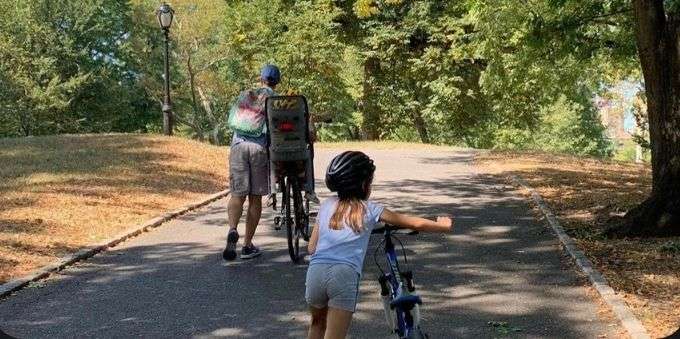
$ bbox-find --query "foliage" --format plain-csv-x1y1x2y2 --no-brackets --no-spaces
466,0,635,153
0,0,156,137
490,95,613,157
0,0,639,157
534,95,613,157
631,91,650,149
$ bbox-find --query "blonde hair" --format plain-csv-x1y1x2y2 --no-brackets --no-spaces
329,198,366,233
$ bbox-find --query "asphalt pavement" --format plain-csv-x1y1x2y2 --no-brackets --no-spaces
0,147,620,338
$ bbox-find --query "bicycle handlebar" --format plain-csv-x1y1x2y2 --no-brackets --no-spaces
371,224,419,236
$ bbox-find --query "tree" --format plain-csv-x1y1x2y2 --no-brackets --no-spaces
339,0,492,143
0,0,156,137
609,1,680,236
478,0,678,236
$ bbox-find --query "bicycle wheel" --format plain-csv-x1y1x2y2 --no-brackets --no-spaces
292,178,310,242
292,176,305,259
404,327,428,339
285,176,301,263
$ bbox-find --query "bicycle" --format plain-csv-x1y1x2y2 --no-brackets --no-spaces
266,95,314,263
272,166,312,263
372,224,428,339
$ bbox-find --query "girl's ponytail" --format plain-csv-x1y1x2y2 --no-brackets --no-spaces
325,151,376,232
329,198,365,233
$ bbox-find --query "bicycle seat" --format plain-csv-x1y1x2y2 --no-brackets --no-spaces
390,294,422,311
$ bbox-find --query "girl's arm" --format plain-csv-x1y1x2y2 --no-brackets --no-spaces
380,209,453,233
308,222,320,254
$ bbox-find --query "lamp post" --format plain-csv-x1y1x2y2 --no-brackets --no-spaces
157,3,174,136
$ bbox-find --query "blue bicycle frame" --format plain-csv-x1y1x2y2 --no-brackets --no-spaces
373,225,423,338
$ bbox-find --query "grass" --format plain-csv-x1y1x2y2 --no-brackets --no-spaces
0,134,228,283
0,137,451,284
612,139,651,163
475,150,679,338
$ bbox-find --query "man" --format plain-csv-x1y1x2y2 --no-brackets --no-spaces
224,65,319,261
223,65,280,260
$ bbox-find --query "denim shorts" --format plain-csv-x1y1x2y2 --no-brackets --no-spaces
305,263,360,312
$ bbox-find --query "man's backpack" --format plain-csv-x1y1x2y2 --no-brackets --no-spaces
228,87,274,137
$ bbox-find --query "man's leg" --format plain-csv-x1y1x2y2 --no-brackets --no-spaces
241,142,268,259
227,195,247,229
224,142,250,261
303,149,319,203
266,161,278,207
244,194,262,247
223,194,246,260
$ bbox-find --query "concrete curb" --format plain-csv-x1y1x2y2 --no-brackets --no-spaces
510,175,650,339
0,190,230,299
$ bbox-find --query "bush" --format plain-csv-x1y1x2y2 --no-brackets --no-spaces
489,95,613,157
316,122,354,142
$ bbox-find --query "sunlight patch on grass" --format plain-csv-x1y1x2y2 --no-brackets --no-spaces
0,134,228,283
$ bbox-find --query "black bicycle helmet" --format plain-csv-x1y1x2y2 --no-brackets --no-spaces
325,151,375,195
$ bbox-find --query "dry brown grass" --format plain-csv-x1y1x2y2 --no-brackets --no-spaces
475,150,680,338
0,134,227,283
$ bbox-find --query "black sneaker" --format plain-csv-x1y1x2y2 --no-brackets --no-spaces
305,192,320,204
240,244,262,259
222,229,239,261
266,193,276,208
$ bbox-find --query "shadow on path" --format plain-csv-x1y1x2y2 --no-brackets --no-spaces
0,149,617,338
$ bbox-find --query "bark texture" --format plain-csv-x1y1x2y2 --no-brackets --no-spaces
610,1,680,237
360,56,381,140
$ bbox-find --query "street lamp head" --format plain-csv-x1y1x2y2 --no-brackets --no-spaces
156,3,174,30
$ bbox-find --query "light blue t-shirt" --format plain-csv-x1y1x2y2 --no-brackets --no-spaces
310,197,385,274
231,132,267,148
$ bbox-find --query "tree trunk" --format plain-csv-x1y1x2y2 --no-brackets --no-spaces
196,86,220,144
411,110,430,143
186,55,205,141
19,108,31,136
360,56,381,140
609,1,680,237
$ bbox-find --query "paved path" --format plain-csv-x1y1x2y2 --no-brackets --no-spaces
0,148,619,338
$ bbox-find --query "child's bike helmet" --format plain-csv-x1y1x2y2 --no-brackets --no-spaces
325,151,375,196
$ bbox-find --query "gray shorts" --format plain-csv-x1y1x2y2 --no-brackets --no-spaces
305,263,360,312
229,142,269,197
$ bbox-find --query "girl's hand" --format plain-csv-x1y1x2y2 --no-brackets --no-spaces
437,216,453,231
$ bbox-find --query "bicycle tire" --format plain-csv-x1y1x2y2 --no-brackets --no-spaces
292,176,305,260
284,177,299,263
404,327,428,339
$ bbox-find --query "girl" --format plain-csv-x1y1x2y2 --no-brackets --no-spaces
306,151,453,339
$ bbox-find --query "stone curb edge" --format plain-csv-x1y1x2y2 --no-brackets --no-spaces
510,175,650,339
0,189,230,299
